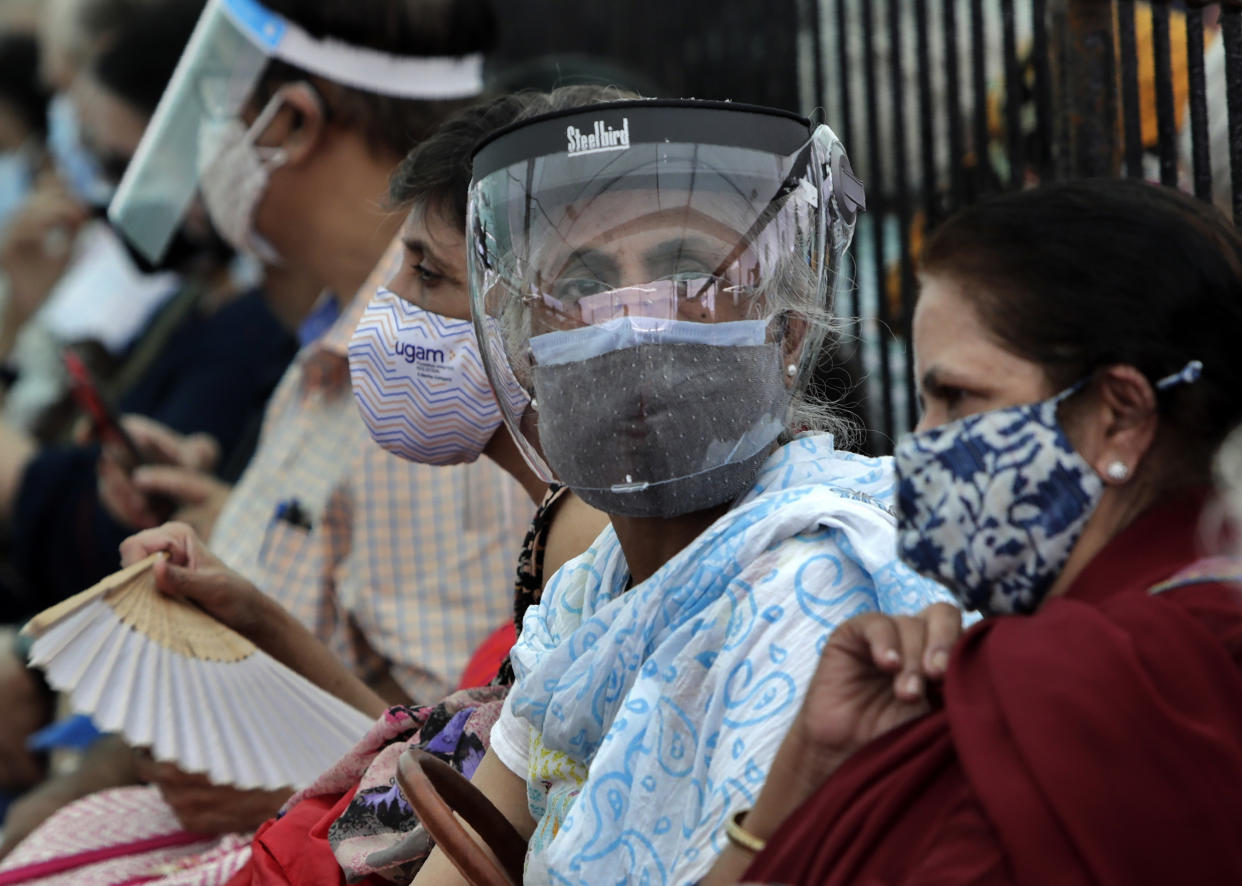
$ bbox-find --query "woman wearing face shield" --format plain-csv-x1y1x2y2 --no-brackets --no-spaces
701,179,1242,885
410,99,954,886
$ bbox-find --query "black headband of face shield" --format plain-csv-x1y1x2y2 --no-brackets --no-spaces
471,98,815,181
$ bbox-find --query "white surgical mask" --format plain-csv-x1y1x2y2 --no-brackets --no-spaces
197,92,289,264
349,286,519,465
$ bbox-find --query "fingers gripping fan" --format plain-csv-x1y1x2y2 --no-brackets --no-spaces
108,0,485,263
468,99,864,518
22,555,375,791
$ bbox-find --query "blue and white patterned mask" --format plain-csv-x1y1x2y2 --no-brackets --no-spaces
894,361,1203,615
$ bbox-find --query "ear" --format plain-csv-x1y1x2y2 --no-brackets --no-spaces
256,82,325,168
1077,364,1160,487
779,312,809,390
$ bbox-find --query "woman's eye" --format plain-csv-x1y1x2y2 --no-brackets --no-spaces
414,263,443,286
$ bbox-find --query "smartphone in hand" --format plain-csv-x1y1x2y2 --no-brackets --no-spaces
63,349,177,522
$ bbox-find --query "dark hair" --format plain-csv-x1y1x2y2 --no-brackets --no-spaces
921,178,1242,467
90,0,205,117
0,34,49,138
387,84,639,229
256,0,497,160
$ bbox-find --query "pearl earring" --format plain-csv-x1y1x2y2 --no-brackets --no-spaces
785,364,798,378
1106,461,1129,482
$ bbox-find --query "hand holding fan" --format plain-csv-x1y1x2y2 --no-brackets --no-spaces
22,554,375,791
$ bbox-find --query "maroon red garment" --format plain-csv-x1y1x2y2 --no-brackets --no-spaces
744,491,1242,885
222,786,386,886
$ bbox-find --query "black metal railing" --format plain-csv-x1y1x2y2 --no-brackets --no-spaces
491,1,1241,452
807,0,1242,450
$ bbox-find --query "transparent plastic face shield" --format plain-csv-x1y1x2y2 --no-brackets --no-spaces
108,0,485,262
468,102,863,515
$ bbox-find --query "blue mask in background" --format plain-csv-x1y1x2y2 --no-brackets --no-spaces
47,94,114,208
0,147,34,230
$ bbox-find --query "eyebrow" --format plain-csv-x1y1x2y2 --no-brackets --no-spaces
641,237,720,274
556,247,619,282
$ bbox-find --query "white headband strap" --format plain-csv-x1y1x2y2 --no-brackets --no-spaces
220,0,485,100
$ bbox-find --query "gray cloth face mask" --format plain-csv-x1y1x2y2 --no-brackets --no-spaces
531,340,788,518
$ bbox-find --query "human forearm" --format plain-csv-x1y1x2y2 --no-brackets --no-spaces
246,594,388,719
700,733,845,886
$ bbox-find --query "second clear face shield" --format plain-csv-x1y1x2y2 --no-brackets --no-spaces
107,0,485,263
468,100,864,518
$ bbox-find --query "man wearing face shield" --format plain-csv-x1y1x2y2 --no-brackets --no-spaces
0,0,529,859
408,99,956,886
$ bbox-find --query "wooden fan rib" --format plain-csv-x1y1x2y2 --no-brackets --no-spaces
105,574,255,663
21,554,166,638
26,560,375,792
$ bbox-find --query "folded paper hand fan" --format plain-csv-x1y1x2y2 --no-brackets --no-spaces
22,554,375,791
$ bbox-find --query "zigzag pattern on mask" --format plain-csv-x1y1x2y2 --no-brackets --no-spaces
349,289,504,466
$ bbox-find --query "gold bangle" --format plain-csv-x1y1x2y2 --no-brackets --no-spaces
724,809,767,854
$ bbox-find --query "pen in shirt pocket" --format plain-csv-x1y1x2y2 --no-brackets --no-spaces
258,497,313,564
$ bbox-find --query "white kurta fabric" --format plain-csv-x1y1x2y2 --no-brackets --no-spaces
490,433,953,885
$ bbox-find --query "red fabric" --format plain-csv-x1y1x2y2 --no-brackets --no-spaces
222,786,386,886
746,491,1242,885
455,622,517,691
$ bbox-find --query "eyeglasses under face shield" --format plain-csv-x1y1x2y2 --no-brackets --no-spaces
467,99,865,510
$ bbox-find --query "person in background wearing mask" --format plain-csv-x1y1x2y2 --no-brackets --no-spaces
0,0,304,827
1,0,189,439
706,180,1242,886
2,0,529,860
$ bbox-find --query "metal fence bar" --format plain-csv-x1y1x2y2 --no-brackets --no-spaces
1150,2,1180,187
887,0,918,431
1116,0,1145,178
859,0,895,434
1030,0,1053,179
834,0,862,322
1001,0,1025,188
943,0,968,210
915,0,938,224
1223,3,1242,226
970,0,990,199
1061,0,1117,177
1185,3,1214,202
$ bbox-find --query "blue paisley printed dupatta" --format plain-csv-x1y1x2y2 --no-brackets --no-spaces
505,433,953,885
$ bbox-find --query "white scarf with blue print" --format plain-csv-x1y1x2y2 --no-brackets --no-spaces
505,433,953,885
